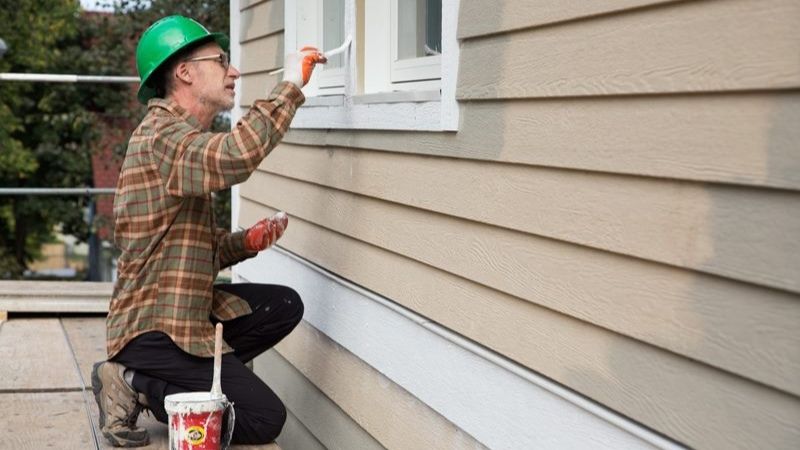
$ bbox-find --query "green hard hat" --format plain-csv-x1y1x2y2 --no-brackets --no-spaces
135,15,230,104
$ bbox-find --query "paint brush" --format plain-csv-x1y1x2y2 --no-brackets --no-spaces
211,322,223,399
269,35,352,76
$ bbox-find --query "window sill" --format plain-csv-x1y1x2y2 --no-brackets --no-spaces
303,95,345,107
292,92,454,132
353,90,440,104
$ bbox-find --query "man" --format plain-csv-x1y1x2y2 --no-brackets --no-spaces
91,15,325,447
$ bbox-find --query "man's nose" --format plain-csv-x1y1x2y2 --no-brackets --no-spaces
228,65,241,79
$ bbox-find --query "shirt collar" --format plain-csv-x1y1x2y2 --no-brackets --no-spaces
147,97,202,129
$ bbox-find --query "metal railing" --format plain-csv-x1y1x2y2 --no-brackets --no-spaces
0,72,137,196
1,71,139,281
0,73,138,83
0,188,116,195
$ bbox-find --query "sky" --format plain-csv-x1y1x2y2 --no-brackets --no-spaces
79,0,115,12
80,0,151,12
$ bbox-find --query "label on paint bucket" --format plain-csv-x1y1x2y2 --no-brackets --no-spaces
164,392,234,450
186,425,206,445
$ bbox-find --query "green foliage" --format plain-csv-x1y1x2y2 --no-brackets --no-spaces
0,0,110,277
0,0,231,277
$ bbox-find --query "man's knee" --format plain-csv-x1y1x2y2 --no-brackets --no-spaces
260,402,287,443
279,286,304,324
233,402,287,444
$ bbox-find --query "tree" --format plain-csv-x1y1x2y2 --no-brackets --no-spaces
0,0,231,277
0,0,131,277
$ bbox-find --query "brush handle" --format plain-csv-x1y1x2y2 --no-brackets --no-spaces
211,323,223,398
323,36,352,58
270,36,351,76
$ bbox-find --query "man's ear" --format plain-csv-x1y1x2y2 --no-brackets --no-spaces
174,61,193,85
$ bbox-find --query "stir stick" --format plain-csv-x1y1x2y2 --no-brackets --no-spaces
211,322,223,398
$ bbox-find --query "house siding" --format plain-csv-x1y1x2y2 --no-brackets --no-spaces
233,0,800,448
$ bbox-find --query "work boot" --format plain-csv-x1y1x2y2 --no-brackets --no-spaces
91,361,150,447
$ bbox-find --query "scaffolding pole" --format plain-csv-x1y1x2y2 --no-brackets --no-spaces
0,188,116,195
0,73,138,83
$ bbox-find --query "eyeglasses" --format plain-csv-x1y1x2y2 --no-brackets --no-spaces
184,53,230,70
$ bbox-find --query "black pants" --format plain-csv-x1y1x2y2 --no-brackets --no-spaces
111,283,303,445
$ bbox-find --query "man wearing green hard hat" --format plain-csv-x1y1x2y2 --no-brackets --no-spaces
90,15,326,447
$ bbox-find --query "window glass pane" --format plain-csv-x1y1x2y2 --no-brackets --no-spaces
397,0,441,60
323,0,345,68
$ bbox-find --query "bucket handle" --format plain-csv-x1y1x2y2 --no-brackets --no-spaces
221,402,236,449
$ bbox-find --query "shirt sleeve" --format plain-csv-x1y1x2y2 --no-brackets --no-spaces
150,81,304,197
216,228,257,269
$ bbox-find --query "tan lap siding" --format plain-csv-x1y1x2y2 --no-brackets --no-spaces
241,72,283,106
457,0,686,39
237,1,285,105
235,0,800,448
239,33,283,74
458,0,800,99
238,197,800,449
285,93,800,191
239,0,284,42
241,167,800,395
256,144,800,294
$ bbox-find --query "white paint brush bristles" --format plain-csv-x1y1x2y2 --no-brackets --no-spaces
269,35,352,75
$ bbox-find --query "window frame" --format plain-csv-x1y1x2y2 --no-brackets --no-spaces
389,0,443,84
283,0,460,131
315,0,346,92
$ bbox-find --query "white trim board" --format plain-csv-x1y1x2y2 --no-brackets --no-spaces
230,0,243,232
283,0,460,131
234,248,684,450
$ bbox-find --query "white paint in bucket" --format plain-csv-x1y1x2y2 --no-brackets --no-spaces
164,391,234,450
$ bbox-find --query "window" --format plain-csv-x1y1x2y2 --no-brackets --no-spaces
391,0,442,84
283,0,460,131
294,0,346,94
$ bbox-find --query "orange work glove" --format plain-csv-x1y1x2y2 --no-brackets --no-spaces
244,211,289,252
283,46,328,88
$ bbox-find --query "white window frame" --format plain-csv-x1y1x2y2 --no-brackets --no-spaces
315,0,346,93
283,0,460,131
389,0,442,84
292,0,345,96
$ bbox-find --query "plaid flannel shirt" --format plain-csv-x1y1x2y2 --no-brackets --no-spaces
107,81,304,358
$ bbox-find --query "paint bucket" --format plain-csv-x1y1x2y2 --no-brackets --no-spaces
164,392,235,450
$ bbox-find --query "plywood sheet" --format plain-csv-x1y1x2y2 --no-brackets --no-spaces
0,392,95,450
0,319,81,390
61,317,107,386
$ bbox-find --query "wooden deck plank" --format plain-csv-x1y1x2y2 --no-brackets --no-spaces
0,318,81,390
61,317,107,384
60,316,177,449
0,392,95,450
